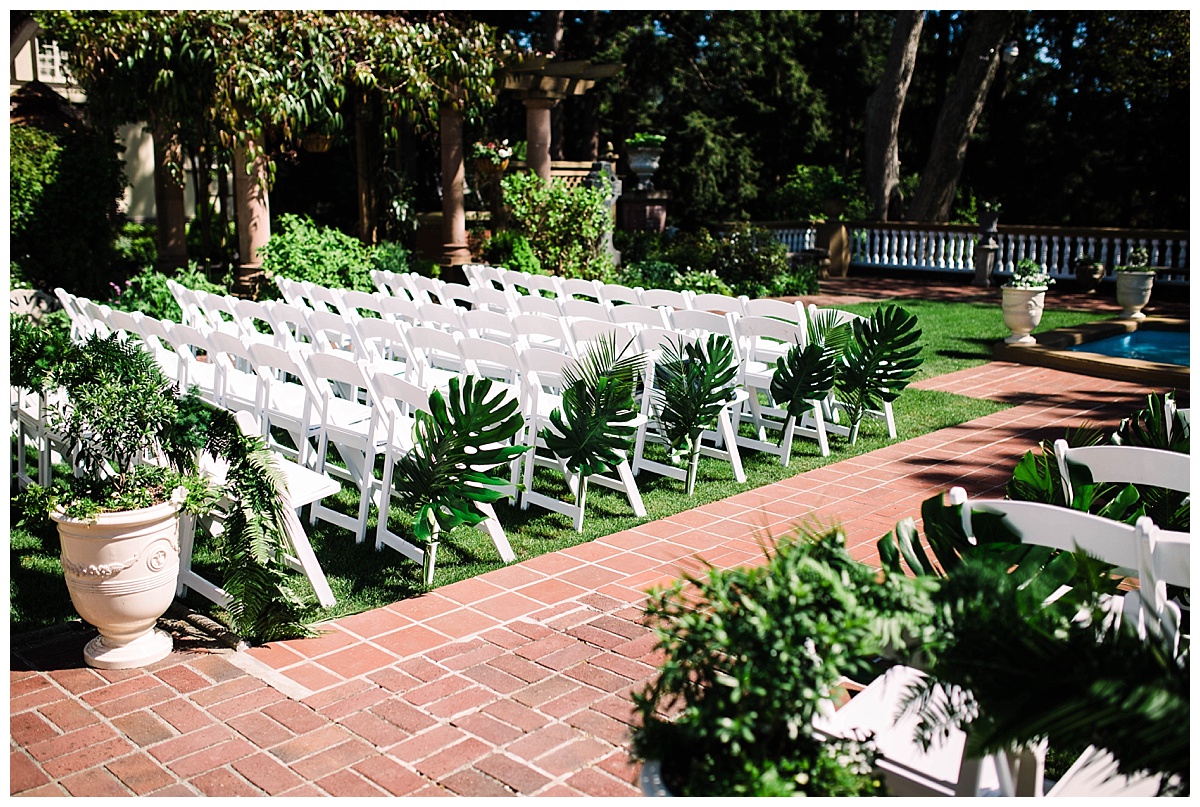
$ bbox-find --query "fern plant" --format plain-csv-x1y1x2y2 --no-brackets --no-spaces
543,334,646,477
651,333,739,493
389,375,530,544
835,304,922,443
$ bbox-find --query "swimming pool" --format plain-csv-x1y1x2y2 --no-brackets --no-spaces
1067,329,1190,367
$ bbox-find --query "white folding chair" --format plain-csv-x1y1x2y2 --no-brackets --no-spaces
102,306,142,342
353,317,416,380
743,296,808,325
165,280,207,329
689,292,748,317
194,291,244,337
508,271,562,299
303,281,343,314
1053,439,1191,503
246,341,320,465
304,308,358,358
638,287,691,310
610,304,671,333
569,319,637,357
510,312,575,356
560,297,612,323
517,346,647,531
163,322,220,403
464,263,506,291
266,301,317,347
337,289,387,322
407,274,445,305
204,330,263,418
470,285,519,315
461,308,519,344
436,282,477,311
81,299,114,339
272,276,310,308
365,367,517,584
177,409,339,609
514,292,564,319
416,301,466,334
598,282,644,307
128,314,182,382
403,325,464,390
230,298,284,348
377,293,421,326
668,308,738,344
559,277,603,302
732,314,830,462
301,352,387,542
53,288,94,342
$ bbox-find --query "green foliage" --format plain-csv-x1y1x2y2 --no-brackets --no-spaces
770,310,850,420
9,123,126,298
662,224,791,298
835,304,923,440
543,334,646,477
501,172,615,280
626,131,666,147
1007,258,1054,289
770,164,870,220
108,262,227,322
651,335,739,472
260,214,374,295
369,240,412,276
10,316,73,394
111,222,159,275
481,229,542,275
389,376,530,544
632,525,932,796
617,259,676,290
1115,392,1189,453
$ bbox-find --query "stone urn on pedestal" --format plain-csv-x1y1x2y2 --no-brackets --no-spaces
625,132,667,191
1001,259,1053,344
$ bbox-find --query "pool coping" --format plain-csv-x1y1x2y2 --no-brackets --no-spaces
993,316,1190,389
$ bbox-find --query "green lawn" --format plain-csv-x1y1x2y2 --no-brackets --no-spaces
9,297,1112,632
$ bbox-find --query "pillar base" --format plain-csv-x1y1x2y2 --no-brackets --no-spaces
440,243,473,269
618,190,670,233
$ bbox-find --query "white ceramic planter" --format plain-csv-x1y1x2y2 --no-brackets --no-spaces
52,489,185,669
1115,271,1155,319
1001,286,1047,344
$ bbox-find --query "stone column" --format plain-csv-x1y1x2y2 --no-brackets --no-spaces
439,102,471,268
233,139,271,297
151,122,188,270
523,98,557,181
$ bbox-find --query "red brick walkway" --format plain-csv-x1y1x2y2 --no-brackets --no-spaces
11,364,1169,797
11,273,1186,796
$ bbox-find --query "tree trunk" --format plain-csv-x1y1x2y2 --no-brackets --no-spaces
864,11,925,221
232,137,270,297
150,119,188,270
355,90,377,244
909,11,1014,222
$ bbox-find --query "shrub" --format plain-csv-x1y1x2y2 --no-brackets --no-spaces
501,172,615,281
617,259,678,290
769,164,870,221
112,222,159,276
658,225,791,298
10,123,126,298
259,213,374,297
481,229,543,275
107,263,227,322
613,229,668,264
370,240,412,276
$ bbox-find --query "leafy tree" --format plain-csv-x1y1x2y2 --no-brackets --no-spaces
501,172,615,280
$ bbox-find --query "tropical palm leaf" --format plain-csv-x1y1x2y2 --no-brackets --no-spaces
653,333,739,466
836,304,922,439
543,333,646,477
392,375,529,543
769,309,850,422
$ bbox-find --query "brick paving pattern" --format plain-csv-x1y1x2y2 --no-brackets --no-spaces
11,274,1186,796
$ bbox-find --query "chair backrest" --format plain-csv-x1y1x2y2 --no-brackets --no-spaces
416,301,465,333
205,329,261,410
807,303,864,328
163,321,217,397
304,308,357,355
510,312,574,355
166,280,206,328
517,343,577,397
735,315,807,363
1053,439,1191,503
81,299,114,338
302,351,376,428
598,282,643,307
514,293,563,318
689,292,748,317
404,324,464,385
407,274,444,305
304,282,343,314
464,263,506,291
636,326,684,360
247,341,314,400
610,304,671,332
194,291,242,334
669,308,738,343
229,298,281,346
377,294,420,326
559,277,603,302
437,282,477,310
948,486,1190,588
510,271,561,299
272,276,309,308
352,316,410,364
743,297,808,325
461,308,518,343
470,285,518,315
338,289,385,321
638,287,692,310
267,301,316,346
53,288,93,341
560,298,612,323
569,319,637,355
364,364,427,450
371,269,419,301
457,335,521,385
103,307,143,341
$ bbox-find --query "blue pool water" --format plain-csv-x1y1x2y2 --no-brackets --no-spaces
1068,330,1190,367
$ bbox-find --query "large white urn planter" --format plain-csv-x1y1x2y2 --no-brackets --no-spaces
1115,270,1155,319
1001,286,1047,344
52,489,184,669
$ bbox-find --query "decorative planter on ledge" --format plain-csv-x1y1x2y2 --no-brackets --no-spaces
1115,271,1155,319
626,145,664,190
1001,286,1047,344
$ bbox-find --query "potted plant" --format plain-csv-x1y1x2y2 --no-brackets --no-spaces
631,525,922,796
1072,252,1106,293
12,322,313,665
1001,258,1053,344
978,199,1002,232
625,132,667,190
469,139,513,174
1114,246,1155,319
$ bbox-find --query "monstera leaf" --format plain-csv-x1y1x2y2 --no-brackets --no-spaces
653,333,739,467
836,304,922,441
391,375,529,543
769,309,849,421
543,334,646,478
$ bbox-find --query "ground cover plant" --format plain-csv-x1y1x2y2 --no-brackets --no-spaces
10,298,1109,631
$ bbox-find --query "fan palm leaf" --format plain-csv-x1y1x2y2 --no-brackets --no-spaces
836,304,922,441
653,333,739,466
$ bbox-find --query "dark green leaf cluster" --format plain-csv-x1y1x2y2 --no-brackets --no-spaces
770,309,850,421
259,214,376,295
652,334,738,467
632,525,931,796
500,172,615,281
480,230,542,275
834,305,923,437
390,376,530,544
542,335,645,477
107,262,227,322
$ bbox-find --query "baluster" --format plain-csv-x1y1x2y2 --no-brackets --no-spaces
1049,236,1061,279
1038,235,1049,272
